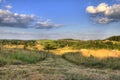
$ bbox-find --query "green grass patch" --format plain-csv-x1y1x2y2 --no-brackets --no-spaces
0,49,48,66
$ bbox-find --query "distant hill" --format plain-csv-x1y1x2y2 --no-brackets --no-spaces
105,35,120,41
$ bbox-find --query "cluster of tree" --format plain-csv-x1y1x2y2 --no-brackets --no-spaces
0,40,36,50
54,40,120,50
0,35,120,50
0,40,35,45
105,35,120,41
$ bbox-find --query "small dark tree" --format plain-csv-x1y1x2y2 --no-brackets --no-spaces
43,42,57,52
44,43,50,52
23,45,27,50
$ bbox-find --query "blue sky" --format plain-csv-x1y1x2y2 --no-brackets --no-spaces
0,0,120,40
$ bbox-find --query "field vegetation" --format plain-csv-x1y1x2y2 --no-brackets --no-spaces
0,36,120,80
62,52,120,70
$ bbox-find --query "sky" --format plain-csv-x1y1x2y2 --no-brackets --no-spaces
0,0,120,40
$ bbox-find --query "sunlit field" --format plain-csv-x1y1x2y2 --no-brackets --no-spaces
0,48,120,80
1,0,120,79
0,37,120,80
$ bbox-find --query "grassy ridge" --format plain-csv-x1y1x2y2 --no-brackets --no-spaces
1,35,120,51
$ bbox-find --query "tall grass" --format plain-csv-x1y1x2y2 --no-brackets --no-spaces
0,49,48,66
62,52,120,70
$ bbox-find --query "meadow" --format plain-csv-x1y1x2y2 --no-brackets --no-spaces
0,36,120,80
0,48,120,80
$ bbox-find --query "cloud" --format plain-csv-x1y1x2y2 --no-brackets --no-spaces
0,9,35,28
0,30,111,40
86,3,108,14
0,4,63,29
35,20,62,29
0,30,40,40
5,5,12,9
96,17,113,24
0,8,62,29
86,6,97,14
86,3,120,24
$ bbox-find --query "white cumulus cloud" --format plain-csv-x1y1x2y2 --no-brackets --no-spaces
0,8,62,29
86,3,108,14
0,9,35,28
35,20,62,29
86,3,120,24
86,6,97,14
5,5,12,9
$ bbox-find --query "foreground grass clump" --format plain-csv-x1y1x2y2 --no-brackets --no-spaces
0,49,48,66
62,52,120,70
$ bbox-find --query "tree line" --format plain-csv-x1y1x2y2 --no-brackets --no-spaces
0,35,120,50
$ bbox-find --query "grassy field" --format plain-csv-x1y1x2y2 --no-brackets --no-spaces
0,48,120,80
62,52,120,70
51,48,120,58
0,49,48,66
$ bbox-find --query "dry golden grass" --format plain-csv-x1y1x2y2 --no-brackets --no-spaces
3,44,120,58
3,44,44,50
35,44,44,50
3,45,24,49
81,49,120,58
51,47,120,58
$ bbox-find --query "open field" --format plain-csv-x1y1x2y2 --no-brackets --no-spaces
0,37,120,80
2,44,120,58
1,39,120,61
1,0,120,79
0,54,120,80
0,49,120,80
